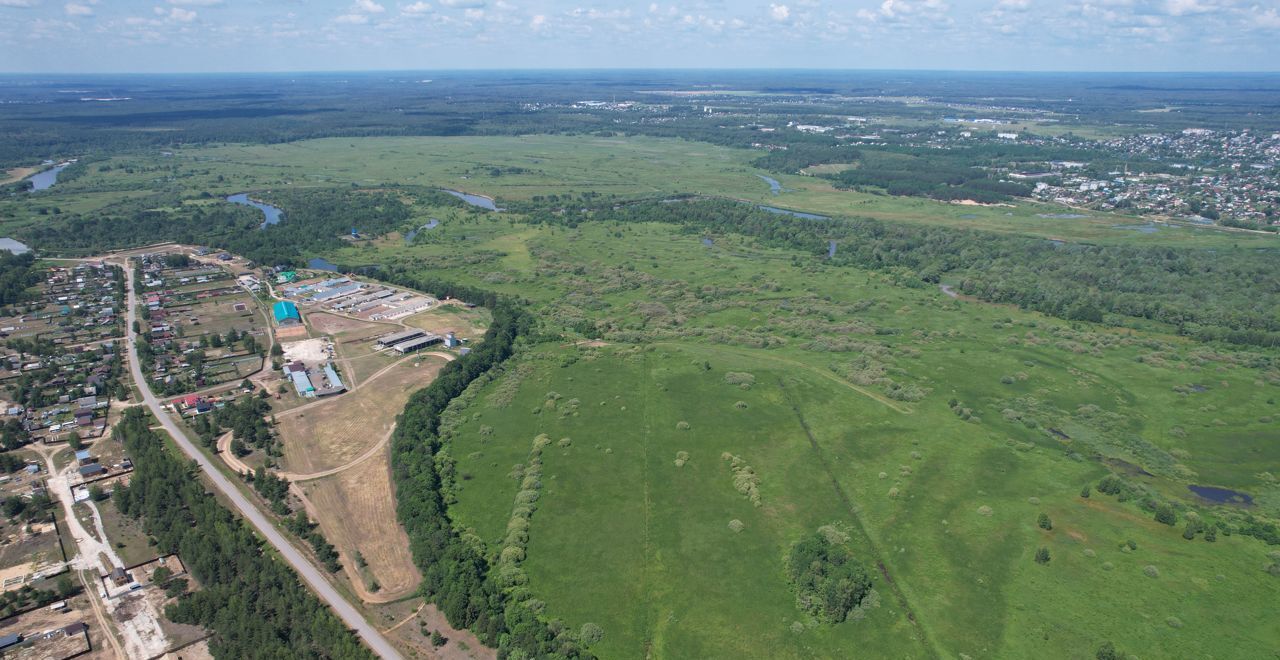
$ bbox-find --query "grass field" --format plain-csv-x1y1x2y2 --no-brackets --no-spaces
361,210,1280,658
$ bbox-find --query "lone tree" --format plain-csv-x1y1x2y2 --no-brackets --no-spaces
1037,513,1053,530
1035,547,1051,564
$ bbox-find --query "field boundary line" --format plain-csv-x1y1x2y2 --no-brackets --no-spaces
778,378,940,659
653,342,912,414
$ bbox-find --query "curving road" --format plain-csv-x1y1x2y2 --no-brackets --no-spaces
121,261,403,660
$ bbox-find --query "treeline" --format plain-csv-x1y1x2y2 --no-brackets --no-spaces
370,267,596,658
828,151,1034,203
581,199,1280,348
21,187,447,268
752,143,860,173
21,192,261,255
110,408,372,659
0,251,41,306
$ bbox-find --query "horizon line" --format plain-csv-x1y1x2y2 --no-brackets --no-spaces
3,67,1280,76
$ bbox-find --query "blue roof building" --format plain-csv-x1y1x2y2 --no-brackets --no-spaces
290,370,315,396
272,301,301,325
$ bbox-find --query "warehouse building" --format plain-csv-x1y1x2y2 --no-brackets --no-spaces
272,300,301,326
376,328,426,349
392,334,442,354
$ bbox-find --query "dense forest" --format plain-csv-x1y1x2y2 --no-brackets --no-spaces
111,409,371,659
0,251,41,306
366,268,596,658
520,199,1280,348
19,187,451,266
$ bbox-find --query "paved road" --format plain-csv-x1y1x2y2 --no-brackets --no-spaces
121,262,403,660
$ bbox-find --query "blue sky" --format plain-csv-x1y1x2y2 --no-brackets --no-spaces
1,0,1278,72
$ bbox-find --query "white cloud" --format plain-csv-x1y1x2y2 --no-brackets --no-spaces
996,0,1031,10
770,3,790,21
1163,0,1213,15
169,7,196,21
401,1,431,15
0,0,37,7
464,7,483,19
354,0,385,12
167,0,222,6
529,12,545,29
439,0,484,7
333,13,369,23
64,2,93,16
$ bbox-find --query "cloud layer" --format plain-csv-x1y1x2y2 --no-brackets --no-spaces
0,0,1276,72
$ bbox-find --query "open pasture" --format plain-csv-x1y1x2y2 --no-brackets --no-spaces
447,339,1280,659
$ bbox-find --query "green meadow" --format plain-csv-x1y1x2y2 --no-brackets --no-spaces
342,210,1280,658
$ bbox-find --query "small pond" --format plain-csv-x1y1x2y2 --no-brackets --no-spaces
404,219,440,243
307,257,339,272
445,190,500,211
827,240,837,258
1111,223,1160,234
1188,485,1253,506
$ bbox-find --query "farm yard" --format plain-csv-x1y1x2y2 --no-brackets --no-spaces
402,304,490,340
276,355,448,476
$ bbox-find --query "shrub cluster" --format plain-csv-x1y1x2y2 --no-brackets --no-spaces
722,452,762,507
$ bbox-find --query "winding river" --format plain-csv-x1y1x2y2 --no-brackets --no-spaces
226,193,284,229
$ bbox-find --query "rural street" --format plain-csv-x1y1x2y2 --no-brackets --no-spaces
120,261,404,660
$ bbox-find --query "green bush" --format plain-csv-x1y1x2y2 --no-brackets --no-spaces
786,530,873,624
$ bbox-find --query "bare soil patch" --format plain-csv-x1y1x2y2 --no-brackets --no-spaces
300,444,421,601
274,325,309,340
309,312,389,337
278,356,445,474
